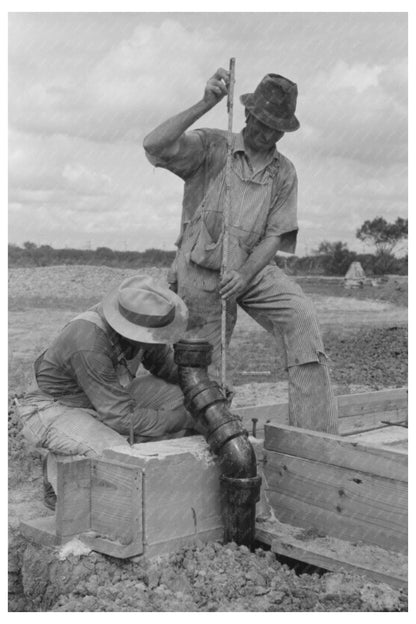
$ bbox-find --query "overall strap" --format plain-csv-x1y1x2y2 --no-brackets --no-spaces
70,308,140,382
70,308,107,332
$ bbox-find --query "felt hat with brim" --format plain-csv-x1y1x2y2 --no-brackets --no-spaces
102,274,188,344
240,73,300,132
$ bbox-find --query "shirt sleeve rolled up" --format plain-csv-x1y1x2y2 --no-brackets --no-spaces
144,130,206,180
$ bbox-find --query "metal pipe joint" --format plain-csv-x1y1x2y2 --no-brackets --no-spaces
173,338,261,548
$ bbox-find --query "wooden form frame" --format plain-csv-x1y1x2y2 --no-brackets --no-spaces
20,437,233,559
19,388,407,585
237,387,408,441
20,456,144,558
253,388,408,588
256,519,407,589
262,422,407,553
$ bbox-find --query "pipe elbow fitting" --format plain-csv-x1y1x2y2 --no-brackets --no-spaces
173,339,253,463
174,339,261,547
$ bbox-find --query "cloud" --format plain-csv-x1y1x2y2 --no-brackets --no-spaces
62,164,113,195
292,151,407,254
299,58,407,165
8,13,407,254
9,18,222,143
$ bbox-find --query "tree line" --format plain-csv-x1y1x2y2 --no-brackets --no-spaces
8,243,176,269
278,217,408,276
9,217,407,276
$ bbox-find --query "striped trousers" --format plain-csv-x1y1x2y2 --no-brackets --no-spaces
17,374,194,490
177,255,338,434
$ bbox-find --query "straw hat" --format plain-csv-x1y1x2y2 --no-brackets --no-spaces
102,274,188,344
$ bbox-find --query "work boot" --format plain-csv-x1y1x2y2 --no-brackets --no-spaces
42,455,57,511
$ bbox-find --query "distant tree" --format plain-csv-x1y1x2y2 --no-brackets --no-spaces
95,246,115,257
8,243,25,266
314,241,350,256
356,217,408,256
95,247,116,265
23,241,37,250
36,244,55,266
356,217,408,275
313,241,356,275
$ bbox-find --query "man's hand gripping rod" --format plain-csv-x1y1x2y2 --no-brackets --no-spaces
220,58,236,392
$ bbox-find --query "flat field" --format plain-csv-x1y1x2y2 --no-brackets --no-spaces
9,265,408,398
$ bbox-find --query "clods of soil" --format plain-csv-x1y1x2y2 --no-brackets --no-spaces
13,540,407,612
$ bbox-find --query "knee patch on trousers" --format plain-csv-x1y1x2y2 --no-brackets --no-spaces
287,350,329,369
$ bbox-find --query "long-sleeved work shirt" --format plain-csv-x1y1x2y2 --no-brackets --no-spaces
34,304,179,432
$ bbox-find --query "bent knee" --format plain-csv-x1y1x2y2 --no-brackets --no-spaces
288,296,319,329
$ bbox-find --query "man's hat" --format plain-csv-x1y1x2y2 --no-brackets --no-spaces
102,274,188,344
240,74,300,132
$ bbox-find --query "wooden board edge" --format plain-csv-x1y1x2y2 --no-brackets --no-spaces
236,389,408,419
263,423,408,481
336,388,408,410
143,527,224,559
79,531,144,559
56,457,92,539
270,538,407,590
255,524,407,590
90,460,143,548
19,516,63,547
92,456,147,471
262,452,408,554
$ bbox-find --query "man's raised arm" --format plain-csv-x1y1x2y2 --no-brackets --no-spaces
142,68,230,160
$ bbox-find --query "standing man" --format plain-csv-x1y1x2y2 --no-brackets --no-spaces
143,68,338,434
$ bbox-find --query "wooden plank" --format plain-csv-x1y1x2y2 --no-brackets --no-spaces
19,516,62,547
90,458,143,549
264,423,408,480
347,426,408,449
255,520,407,589
339,408,407,435
263,453,407,553
56,458,91,539
104,438,224,549
80,531,143,559
144,528,224,559
265,490,407,555
236,389,408,439
336,388,407,417
241,411,407,441
237,389,407,422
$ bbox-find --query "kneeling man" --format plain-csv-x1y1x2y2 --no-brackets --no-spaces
17,274,195,509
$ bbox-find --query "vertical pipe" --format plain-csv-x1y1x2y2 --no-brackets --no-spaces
174,339,261,548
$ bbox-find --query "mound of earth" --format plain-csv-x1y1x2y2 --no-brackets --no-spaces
11,540,407,612
230,325,407,389
325,326,407,388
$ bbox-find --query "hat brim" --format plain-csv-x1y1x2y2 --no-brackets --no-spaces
102,284,189,344
240,93,300,132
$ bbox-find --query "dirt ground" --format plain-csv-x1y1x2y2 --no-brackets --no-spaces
8,266,408,612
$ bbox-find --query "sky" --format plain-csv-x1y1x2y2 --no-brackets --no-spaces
8,11,408,255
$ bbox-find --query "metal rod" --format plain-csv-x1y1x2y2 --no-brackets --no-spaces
220,57,236,392
129,409,134,445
